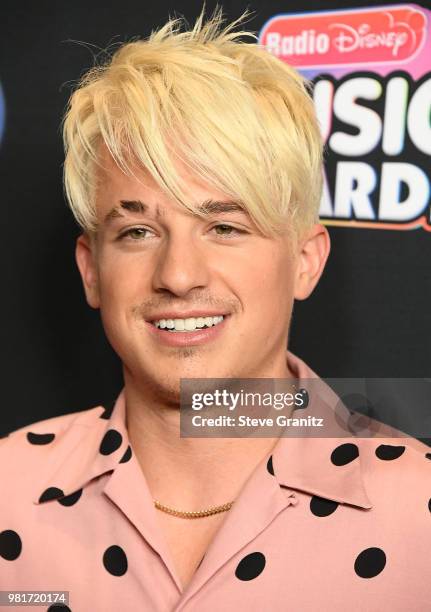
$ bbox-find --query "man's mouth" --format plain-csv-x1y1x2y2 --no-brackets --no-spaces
150,315,225,332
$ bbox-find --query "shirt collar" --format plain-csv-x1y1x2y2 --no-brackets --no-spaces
32,391,130,504
33,351,372,510
271,351,373,509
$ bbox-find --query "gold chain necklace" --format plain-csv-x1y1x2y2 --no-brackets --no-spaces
154,499,234,518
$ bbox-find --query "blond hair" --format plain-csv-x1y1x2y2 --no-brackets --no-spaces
62,4,323,244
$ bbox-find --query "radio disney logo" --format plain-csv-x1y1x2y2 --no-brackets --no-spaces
329,20,408,58
259,5,427,68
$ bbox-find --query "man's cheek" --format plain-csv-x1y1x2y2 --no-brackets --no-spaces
100,272,130,298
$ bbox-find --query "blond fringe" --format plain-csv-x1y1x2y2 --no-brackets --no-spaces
62,3,323,245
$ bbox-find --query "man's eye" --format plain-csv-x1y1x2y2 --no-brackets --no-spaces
212,224,244,237
119,227,152,240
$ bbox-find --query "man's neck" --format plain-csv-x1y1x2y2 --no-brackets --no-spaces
125,355,297,510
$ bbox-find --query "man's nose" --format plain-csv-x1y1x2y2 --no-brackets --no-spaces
151,233,210,296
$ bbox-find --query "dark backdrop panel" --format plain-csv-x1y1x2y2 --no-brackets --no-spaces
0,0,430,434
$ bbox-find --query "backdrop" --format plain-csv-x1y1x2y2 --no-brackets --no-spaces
1,0,430,434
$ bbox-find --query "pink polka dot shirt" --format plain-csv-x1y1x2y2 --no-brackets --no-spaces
1,351,430,611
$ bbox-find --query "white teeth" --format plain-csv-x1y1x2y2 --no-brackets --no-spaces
184,318,196,331
152,315,225,331
174,319,185,331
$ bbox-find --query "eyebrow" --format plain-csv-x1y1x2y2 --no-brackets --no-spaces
103,199,246,225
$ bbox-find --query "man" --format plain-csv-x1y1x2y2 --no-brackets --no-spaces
1,6,430,612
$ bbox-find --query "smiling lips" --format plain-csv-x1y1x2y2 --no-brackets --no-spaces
145,313,229,346
152,315,224,332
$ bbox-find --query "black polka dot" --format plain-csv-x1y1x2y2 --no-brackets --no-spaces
103,544,128,576
235,552,266,581
119,445,132,463
100,401,115,420
310,495,339,517
47,606,71,611
39,487,64,503
331,443,359,466
425,453,431,460
267,455,274,476
99,429,123,455
297,388,309,409
58,489,83,507
0,529,22,560
428,498,431,513
354,547,386,578
26,432,55,445
375,444,405,461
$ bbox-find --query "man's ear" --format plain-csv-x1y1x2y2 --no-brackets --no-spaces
293,224,331,300
75,232,100,309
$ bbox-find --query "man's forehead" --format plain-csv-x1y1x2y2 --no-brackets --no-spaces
96,144,152,183
96,140,195,185
94,143,249,225
103,199,247,225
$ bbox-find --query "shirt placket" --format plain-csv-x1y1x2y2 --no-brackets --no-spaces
171,458,298,611
102,453,185,596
